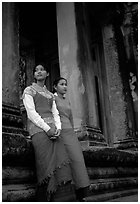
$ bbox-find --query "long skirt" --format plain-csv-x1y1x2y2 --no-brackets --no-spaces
32,131,72,200
61,128,90,189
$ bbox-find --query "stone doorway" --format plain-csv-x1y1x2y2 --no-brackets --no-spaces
18,2,60,130
18,2,60,92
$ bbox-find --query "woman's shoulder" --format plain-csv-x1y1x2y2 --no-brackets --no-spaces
46,89,54,99
22,85,36,98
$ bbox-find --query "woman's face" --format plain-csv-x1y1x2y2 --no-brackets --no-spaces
34,65,48,81
55,79,67,95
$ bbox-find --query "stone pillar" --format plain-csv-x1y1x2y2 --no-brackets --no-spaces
56,2,85,130
2,3,28,134
2,2,20,107
102,24,137,150
56,3,107,147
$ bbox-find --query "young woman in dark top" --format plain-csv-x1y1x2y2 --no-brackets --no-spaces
53,77,90,201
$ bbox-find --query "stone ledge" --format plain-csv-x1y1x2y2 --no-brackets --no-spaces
114,138,138,150
3,126,29,137
3,133,138,167
2,103,21,115
2,177,138,202
85,188,138,202
2,113,23,128
2,183,76,202
89,177,138,193
2,133,34,166
87,167,138,179
83,146,138,167
2,184,36,202
3,166,36,184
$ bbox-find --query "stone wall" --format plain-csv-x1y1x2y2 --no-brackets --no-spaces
2,3,20,107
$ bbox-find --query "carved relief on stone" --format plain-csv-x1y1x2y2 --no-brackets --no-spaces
19,57,26,100
19,56,27,130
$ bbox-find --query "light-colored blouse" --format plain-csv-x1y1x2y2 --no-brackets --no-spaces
22,83,61,136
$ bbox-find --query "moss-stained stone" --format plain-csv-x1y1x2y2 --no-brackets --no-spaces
2,184,36,202
3,166,36,184
2,133,35,167
102,25,128,143
2,3,20,107
83,146,137,167
87,167,137,179
2,134,138,202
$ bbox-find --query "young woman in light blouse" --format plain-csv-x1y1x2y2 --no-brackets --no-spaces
22,65,72,201
53,77,90,201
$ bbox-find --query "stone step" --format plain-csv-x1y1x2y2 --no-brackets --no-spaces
2,112,23,128
87,166,138,179
3,132,138,168
84,188,138,202
2,183,36,202
106,193,138,202
2,126,29,137
2,182,76,202
89,177,138,193
3,165,137,185
83,146,138,167
2,176,138,202
2,133,34,167
3,166,36,184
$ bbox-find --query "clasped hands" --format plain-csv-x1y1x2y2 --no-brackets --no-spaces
47,126,61,140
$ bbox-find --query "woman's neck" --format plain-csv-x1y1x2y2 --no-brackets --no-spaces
36,81,45,88
57,92,65,99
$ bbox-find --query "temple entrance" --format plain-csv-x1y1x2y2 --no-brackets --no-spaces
18,2,60,93
18,2,60,129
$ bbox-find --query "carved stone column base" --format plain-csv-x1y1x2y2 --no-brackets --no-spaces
2,103,29,138
114,138,138,150
75,126,108,148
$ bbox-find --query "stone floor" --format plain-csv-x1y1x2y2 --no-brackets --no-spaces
107,194,138,202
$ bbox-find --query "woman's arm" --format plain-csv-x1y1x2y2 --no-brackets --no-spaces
23,94,51,133
52,100,61,131
69,108,74,129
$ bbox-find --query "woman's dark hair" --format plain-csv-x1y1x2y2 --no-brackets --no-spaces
33,64,48,74
53,77,67,93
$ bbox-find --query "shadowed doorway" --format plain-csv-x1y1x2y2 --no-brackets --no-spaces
18,2,60,93
18,2,60,130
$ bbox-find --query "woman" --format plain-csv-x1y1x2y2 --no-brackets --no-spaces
53,77,90,201
22,65,72,201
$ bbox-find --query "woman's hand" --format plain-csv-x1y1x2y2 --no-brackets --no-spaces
47,129,61,140
49,129,61,140
55,129,61,137
47,128,56,138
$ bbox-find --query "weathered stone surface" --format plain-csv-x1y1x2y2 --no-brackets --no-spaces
89,177,138,193
85,188,138,202
2,176,138,202
83,147,138,167
102,25,128,143
3,126,29,137
87,167,138,179
2,3,20,107
2,133,34,166
3,166,36,184
2,104,24,129
114,138,138,150
2,184,36,202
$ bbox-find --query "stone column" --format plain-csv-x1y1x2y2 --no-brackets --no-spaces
56,2,85,130
102,24,137,150
56,3,107,147
2,3,27,133
2,2,19,107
